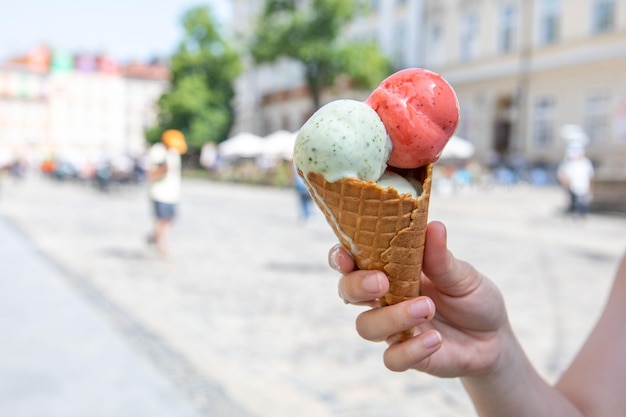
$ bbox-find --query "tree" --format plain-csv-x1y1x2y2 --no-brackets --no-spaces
251,0,392,110
147,5,242,152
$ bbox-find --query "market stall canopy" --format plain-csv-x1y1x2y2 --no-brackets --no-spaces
262,130,297,160
440,135,475,160
218,132,265,159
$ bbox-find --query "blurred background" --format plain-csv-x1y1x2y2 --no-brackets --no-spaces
1,1,626,416
1,0,625,203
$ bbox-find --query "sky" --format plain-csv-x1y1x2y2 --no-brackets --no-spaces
0,0,232,62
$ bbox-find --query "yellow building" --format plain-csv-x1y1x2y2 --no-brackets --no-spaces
225,0,625,206
422,0,626,169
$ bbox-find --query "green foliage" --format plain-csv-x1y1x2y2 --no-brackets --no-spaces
251,0,390,109
148,6,242,151
339,42,391,88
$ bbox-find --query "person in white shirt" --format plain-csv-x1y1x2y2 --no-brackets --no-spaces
557,145,594,217
147,129,187,256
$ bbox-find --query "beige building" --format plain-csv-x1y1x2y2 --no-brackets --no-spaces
230,0,626,175
423,0,626,167
229,0,429,137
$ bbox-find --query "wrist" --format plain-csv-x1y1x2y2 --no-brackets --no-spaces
460,323,544,417
464,320,520,380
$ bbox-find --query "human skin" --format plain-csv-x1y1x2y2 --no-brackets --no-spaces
330,221,626,417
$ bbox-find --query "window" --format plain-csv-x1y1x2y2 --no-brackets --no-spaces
460,12,480,61
426,21,444,66
592,0,615,34
538,0,560,45
498,3,517,53
393,22,407,67
584,92,610,145
533,96,556,148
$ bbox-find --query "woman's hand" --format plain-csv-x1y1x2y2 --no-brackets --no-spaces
330,221,511,376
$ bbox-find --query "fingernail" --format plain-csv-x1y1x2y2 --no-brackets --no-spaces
362,272,383,294
422,331,442,349
328,244,342,272
408,298,433,319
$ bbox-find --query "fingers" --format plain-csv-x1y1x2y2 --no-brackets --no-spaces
422,221,450,279
328,244,354,274
330,244,389,305
337,270,388,306
383,330,442,372
327,238,444,373
356,297,442,372
355,296,435,341
423,221,482,297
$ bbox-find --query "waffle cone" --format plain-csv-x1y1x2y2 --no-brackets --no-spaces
300,165,433,339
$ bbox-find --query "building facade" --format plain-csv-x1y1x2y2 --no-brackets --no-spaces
0,46,169,165
6,1,624,172
230,0,626,170
422,0,626,167
228,0,428,137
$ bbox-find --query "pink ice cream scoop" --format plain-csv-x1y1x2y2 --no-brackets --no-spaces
366,68,460,169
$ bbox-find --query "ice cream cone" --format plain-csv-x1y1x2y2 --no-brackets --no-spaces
300,164,433,340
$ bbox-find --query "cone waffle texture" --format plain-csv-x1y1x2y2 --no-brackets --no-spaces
300,164,432,308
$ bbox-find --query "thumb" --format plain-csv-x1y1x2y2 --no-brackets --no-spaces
422,221,481,297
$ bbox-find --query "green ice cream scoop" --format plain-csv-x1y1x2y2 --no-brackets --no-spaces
293,99,391,183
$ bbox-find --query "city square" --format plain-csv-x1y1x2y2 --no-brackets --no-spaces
1,175,625,417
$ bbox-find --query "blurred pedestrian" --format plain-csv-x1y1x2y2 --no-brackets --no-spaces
200,142,219,172
8,158,27,183
292,163,313,221
557,145,594,217
147,129,187,256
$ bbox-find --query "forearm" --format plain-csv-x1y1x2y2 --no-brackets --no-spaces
461,326,584,417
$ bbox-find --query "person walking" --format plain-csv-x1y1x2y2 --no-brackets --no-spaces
147,129,187,256
292,163,313,221
557,145,595,217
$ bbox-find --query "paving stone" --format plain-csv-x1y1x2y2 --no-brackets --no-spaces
1,175,625,417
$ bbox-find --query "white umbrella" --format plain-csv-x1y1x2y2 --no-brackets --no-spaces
440,135,475,160
262,130,297,160
218,132,265,158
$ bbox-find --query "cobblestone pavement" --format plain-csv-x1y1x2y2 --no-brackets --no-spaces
0,216,205,417
1,174,625,417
